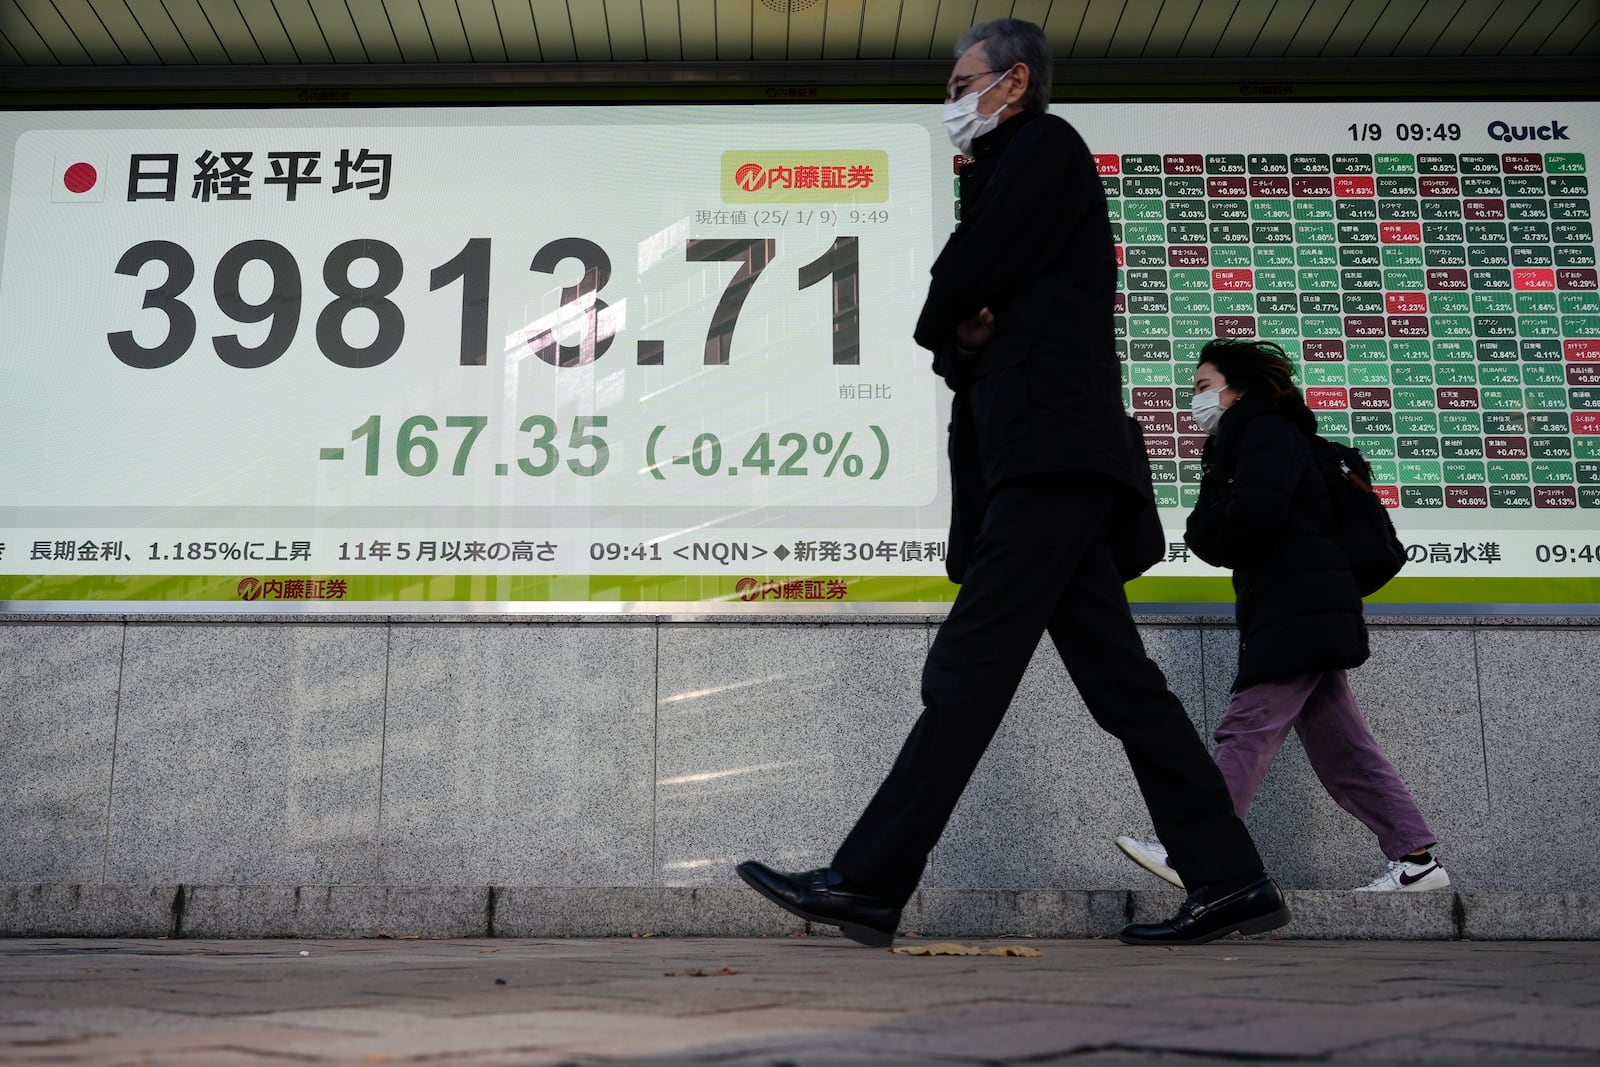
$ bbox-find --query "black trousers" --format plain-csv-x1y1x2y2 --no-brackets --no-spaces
831,475,1263,905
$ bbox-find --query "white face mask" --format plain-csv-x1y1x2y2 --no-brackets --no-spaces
942,72,1009,155
1191,386,1227,435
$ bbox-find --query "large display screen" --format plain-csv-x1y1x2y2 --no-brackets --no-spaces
1,100,1596,612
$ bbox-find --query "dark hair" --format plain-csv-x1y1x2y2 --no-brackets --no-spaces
1197,338,1301,402
954,19,1052,114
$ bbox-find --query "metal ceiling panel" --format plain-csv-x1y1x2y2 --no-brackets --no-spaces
1319,0,1389,56
1038,0,1083,55
785,0,831,61
930,0,981,60
893,0,939,59
121,0,204,64
66,0,161,65
822,0,867,59
44,0,128,64
1010,0,1055,26
415,0,473,62
1248,0,1315,57
194,0,268,64
603,0,648,62
1073,0,1130,59
677,0,718,60
1580,18,1600,52
1176,0,1234,56
158,0,233,63
1500,0,1579,52
342,0,406,63
264,0,335,63
971,0,1020,24
304,0,371,62
858,0,901,58
232,0,303,63
1427,0,1507,55
1358,0,1429,55
641,0,683,60
568,0,613,61
1105,0,1164,59
498,0,546,62
527,0,578,61
1144,0,1205,57
1213,0,1279,57
0,31,20,65
1281,0,1351,56
715,0,751,60
1393,0,1462,54
750,1,788,61
1537,0,1600,52
456,0,509,61
12,0,92,64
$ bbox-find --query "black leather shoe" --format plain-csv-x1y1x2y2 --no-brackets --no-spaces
1118,874,1290,946
735,860,901,947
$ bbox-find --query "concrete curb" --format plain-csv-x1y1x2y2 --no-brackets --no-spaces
3,884,1597,940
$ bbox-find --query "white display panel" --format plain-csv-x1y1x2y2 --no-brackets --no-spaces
1,101,1596,611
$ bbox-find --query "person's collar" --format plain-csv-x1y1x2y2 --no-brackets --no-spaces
969,107,1042,158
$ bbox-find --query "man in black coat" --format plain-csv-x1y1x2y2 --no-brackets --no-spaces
738,18,1289,948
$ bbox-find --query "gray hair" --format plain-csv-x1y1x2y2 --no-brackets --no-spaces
954,19,1052,113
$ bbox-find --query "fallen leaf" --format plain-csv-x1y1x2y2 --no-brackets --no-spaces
400,935,420,940
664,966,739,977
986,946,1043,957
891,942,983,956
479,949,499,955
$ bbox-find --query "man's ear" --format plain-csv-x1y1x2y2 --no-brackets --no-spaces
1002,64,1029,107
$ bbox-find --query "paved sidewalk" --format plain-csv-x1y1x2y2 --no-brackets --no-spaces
1,936,1597,1066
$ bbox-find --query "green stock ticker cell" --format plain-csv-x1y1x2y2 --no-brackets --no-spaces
1390,340,1431,362
1432,339,1475,361
1298,246,1340,267
1253,245,1295,266
1349,364,1391,386
1481,387,1525,410
1302,316,1343,339
1472,292,1517,314
1444,461,1488,484
1430,292,1473,315
1397,411,1439,434
1355,435,1397,458
1566,316,1600,338
1441,412,1482,434
1297,268,1339,289
1442,436,1485,458
1435,364,1478,386
1383,246,1425,267
1533,461,1577,484
1305,363,1348,386
1518,292,1561,314
1210,245,1254,267
1346,340,1389,361
1396,388,1437,410
1579,439,1600,460
1294,200,1336,221
1562,292,1600,314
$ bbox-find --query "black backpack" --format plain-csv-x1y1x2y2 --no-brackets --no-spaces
1312,437,1407,597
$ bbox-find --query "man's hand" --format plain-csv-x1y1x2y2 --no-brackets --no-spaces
956,308,996,353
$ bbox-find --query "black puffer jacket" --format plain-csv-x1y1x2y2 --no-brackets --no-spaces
1184,390,1369,691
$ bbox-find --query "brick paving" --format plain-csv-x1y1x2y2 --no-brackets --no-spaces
1,936,1597,1065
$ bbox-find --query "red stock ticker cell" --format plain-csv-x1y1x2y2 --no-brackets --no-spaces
1514,269,1557,290
1334,176,1375,197
1380,222,1422,243
1095,154,1120,175
1212,268,1253,290
1374,485,1401,509
1386,291,1428,314
1305,387,1349,410
1574,412,1600,435
1567,339,1600,362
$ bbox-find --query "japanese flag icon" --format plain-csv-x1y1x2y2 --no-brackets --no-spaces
54,154,106,202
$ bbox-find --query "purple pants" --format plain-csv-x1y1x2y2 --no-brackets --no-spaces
1213,670,1436,860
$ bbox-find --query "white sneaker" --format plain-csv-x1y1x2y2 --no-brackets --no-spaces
1114,836,1185,889
1353,857,1451,892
